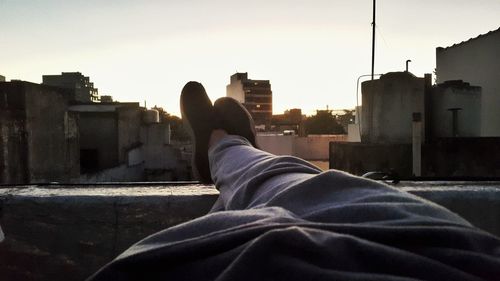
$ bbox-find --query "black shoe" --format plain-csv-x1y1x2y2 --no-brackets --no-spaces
180,81,214,183
214,97,258,147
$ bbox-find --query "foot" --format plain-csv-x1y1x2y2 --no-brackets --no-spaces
180,81,214,183
214,97,258,147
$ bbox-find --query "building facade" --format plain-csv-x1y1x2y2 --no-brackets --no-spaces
436,27,500,136
0,79,189,184
0,81,79,184
333,71,493,178
430,80,482,138
43,72,100,103
226,72,272,126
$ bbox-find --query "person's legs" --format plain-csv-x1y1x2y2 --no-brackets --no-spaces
206,93,473,227
207,129,473,228
209,131,323,211
88,82,500,281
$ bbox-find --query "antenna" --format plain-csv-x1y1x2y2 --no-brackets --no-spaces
371,0,376,80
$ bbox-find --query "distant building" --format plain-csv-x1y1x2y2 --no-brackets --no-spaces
69,103,186,182
0,75,5,82
436,27,500,136
271,108,304,134
100,95,113,103
0,79,190,184
42,72,99,103
226,72,272,126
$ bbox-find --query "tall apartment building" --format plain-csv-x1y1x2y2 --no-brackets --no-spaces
43,72,99,103
226,72,272,126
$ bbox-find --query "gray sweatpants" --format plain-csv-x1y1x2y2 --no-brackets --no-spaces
210,135,470,226
89,135,500,281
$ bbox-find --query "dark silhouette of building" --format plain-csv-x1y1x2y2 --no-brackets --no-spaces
271,108,304,134
0,75,5,82
100,95,113,103
43,72,99,103
330,71,500,178
0,81,79,184
0,77,189,184
226,72,272,126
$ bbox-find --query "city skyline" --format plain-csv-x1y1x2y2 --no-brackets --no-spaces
1,0,499,116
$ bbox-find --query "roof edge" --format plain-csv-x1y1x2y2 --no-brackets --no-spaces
437,26,500,51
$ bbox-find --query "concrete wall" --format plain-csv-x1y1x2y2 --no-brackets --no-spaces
1,183,499,281
117,107,142,163
423,138,500,177
436,29,500,136
0,99,28,183
78,112,119,171
330,138,500,177
361,72,427,144
330,142,413,176
0,82,28,183
430,81,482,137
294,135,346,160
257,135,295,156
257,134,346,160
0,185,217,281
140,124,177,170
24,83,79,182
0,82,79,184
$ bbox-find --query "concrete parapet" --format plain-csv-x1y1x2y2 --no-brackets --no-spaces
330,142,412,176
330,138,500,177
0,183,499,280
0,184,217,281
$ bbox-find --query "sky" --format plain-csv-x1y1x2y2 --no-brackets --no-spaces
1,0,499,116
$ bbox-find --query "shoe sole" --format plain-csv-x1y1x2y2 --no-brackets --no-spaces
214,97,258,148
180,82,214,183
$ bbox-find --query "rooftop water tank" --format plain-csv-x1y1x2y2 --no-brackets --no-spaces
143,109,160,124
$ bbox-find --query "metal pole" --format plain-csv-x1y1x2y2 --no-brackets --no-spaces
371,0,376,80
406,60,411,72
412,112,422,177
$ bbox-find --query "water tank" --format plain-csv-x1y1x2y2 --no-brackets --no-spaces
361,72,428,144
143,109,160,124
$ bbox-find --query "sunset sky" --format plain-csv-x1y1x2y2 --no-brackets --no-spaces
1,0,499,116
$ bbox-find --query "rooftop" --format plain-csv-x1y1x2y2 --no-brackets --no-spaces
437,26,500,51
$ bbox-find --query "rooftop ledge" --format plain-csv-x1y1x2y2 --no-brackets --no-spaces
1,182,500,281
